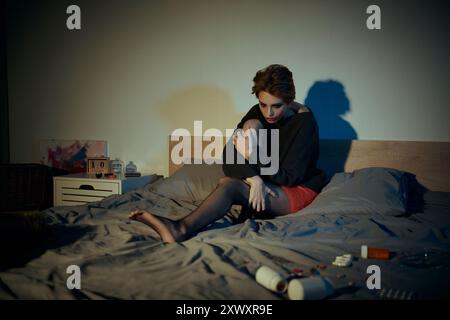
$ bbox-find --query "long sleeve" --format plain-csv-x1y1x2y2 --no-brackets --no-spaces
222,104,262,178
236,104,263,129
262,115,319,186
222,139,259,178
222,105,324,190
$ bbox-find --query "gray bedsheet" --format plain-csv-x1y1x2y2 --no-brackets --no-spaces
1,187,449,300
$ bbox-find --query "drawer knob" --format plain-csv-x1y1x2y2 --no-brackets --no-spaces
79,184,95,190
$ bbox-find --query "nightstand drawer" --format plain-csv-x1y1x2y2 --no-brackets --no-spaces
53,173,159,207
59,194,105,204
54,180,119,206
56,180,119,194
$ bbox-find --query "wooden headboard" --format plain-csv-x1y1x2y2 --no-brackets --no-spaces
168,136,450,192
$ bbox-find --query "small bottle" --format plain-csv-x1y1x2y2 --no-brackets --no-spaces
288,276,334,300
361,245,390,260
255,265,287,293
125,161,137,173
111,158,124,175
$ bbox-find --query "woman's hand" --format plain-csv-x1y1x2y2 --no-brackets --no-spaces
245,176,277,212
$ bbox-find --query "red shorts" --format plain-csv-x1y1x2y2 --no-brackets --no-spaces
281,185,318,213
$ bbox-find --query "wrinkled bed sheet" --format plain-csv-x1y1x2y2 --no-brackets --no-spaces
1,187,449,300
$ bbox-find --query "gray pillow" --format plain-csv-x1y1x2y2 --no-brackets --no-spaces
298,167,410,216
148,163,225,203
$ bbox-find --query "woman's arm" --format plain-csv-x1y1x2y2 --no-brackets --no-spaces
222,104,264,179
235,104,263,129
222,136,259,178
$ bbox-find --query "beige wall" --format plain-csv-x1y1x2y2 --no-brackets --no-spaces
6,0,450,176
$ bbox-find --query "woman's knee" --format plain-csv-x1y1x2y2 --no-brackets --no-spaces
218,177,247,195
219,176,240,187
218,176,231,185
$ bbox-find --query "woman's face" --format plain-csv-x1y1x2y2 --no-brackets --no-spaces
258,91,287,124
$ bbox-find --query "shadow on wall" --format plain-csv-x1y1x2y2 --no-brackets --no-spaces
158,83,358,178
305,80,357,177
158,86,244,134
157,86,245,172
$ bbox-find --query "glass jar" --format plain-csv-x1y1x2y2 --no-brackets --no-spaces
125,161,137,173
111,158,124,174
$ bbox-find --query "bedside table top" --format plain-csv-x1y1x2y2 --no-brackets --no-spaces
53,172,158,182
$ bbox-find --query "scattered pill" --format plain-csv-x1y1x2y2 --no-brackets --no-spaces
286,271,304,281
332,254,353,267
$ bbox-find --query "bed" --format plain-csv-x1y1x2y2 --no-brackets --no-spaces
0,138,449,300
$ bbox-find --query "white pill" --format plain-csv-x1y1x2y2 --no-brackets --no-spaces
332,261,351,267
335,257,349,261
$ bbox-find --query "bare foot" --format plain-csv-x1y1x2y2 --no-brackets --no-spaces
128,209,186,243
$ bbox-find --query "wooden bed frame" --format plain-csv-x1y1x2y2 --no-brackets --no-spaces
168,136,450,192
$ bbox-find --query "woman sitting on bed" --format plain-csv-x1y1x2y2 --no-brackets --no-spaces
129,64,328,243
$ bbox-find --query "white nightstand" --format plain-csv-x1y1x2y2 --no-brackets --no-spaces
53,173,160,206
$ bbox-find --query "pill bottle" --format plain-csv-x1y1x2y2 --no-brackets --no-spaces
111,158,124,175
288,276,334,300
255,265,287,293
361,245,390,260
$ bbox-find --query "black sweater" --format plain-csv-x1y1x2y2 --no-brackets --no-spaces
222,104,328,193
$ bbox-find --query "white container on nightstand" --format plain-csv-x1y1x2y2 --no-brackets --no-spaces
53,173,159,206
